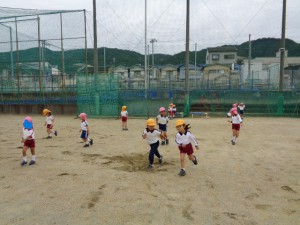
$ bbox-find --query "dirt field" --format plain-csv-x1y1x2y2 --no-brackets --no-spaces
0,114,299,225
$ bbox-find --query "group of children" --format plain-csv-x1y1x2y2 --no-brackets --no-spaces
141,105,199,176
21,102,244,177
20,108,94,166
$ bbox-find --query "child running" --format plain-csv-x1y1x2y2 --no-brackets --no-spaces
171,104,177,119
43,108,57,139
168,103,173,119
175,119,199,176
238,102,246,120
79,113,93,147
142,118,164,169
228,108,243,145
121,106,128,130
21,116,36,166
156,107,169,145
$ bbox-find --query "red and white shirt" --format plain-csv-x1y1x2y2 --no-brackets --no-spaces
175,131,198,147
23,128,35,140
46,115,54,125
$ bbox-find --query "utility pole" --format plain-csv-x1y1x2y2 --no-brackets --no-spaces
277,0,286,115
150,38,157,78
279,0,286,92
144,0,148,93
104,47,106,73
184,0,190,117
194,43,197,79
248,34,251,82
93,0,98,74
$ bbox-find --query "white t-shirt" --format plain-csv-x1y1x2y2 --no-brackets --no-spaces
23,128,35,140
231,115,243,124
121,111,128,117
46,115,54,125
238,105,245,111
175,131,198,147
143,128,161,144
81,121,88,131
156,115,169,125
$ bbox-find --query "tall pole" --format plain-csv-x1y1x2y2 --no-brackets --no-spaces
279,0,286,92
9,27,14,77
15,17,20,93
184,0,190,117
37,16,43,92
195,43,197,79
147,45,150,87
84,10,88,75
248,34,251,82
104,47,106,73
144,0,148,92
185,0,190,92
150,38,157,78
93,0,98,74
60,13,65,88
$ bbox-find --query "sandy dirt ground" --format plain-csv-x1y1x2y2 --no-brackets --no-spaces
0,114,299,225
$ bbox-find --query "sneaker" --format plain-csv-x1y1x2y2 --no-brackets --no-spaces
178,169,186,176
231,140,234,143
46,136,52,139
83,144,90,147
20,160,27,166
124,128,128,130
161,141,165,145
192,156,198,165
232,141,236,145
166,139,169,145
89,139,93,146
147,164,153,169
29,160,35,165
158,155,163,164
54,131,58,136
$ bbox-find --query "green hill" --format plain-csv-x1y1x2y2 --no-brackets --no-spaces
0,38,299,73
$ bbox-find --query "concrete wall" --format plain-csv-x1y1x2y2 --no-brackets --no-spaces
0,104,77,115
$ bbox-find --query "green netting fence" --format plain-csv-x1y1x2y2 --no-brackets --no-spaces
77,74,300,118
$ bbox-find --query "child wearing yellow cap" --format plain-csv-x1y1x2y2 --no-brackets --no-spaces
175,119,199,176
142,118,164,169
42,108,57,139
121,106,128,130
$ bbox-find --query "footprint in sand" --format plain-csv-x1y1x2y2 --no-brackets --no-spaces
245,193,259,200
255,205,272,210
281,186,296,193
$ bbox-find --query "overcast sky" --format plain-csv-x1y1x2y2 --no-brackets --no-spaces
0,0,299,55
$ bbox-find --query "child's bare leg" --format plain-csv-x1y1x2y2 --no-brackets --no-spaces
22,146,28,157
180,153,186,169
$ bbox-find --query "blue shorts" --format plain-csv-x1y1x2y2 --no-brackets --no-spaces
81,130,88,139
159,124,167,132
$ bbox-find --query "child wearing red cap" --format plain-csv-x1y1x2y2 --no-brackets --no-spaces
79,113,93,147
156,107,169,145
21,117,36,166
228,108,243,145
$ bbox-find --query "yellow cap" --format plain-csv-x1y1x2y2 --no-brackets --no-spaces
146,118,155,126
175,119,185,127
42,108,51,116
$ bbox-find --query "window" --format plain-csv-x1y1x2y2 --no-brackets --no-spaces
224,54,235,59
212,54,219,60
134,71,141,76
